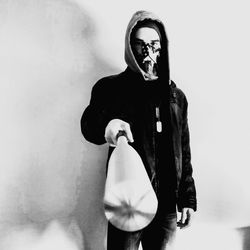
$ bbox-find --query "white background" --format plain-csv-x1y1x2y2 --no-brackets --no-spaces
0,0,249,249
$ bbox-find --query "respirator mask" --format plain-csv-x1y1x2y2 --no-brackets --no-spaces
140,41,161,76
131,25,161,78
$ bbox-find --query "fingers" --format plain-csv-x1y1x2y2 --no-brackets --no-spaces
177,208,194,229
184,212,192,229
105,119,134,146
121,122,134,143
177,208,187,229
181,208,187,224
105,128,119,146
105,131,117,146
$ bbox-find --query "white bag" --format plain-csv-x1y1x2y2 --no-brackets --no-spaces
104,134,158,232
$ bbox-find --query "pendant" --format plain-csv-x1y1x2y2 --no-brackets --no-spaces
156,121,162,133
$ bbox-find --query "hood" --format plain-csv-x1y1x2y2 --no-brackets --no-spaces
124,10,170,82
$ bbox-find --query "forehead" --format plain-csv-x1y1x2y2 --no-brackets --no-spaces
134,27,160,41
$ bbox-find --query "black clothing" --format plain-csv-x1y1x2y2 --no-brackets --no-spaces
81,9,197,250
81,68,197,212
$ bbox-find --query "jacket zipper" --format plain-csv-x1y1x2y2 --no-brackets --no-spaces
155,106,162,133
152,105,162,196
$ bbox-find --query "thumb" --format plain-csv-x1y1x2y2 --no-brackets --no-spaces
121,122,134,143
181,208,188,224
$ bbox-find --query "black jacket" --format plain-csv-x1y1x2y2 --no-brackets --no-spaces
81,10,196,212
81,68,197,212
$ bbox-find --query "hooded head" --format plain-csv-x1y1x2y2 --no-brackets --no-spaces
125,10,170,82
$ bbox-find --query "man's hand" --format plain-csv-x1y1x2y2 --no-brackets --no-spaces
177,208,194,229
104,119,134,146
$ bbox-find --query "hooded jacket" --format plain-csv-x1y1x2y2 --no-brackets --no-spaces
81,11,197,212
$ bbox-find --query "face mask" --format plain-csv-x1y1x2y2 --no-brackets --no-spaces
140,41,161,76
131,27,161,78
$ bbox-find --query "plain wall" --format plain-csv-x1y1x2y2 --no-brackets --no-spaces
0,0,249,249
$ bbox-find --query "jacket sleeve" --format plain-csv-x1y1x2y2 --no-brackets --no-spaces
81,79,112,145
177,95,197,211
81,78,131,145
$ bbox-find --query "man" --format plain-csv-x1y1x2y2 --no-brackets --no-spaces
81,10,197,250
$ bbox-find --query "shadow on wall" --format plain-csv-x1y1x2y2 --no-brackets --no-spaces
237,226,250,250
0,0,119,250
72,4,120,250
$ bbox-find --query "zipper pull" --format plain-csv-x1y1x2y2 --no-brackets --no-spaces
155,107,162,133
156,121,162,133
